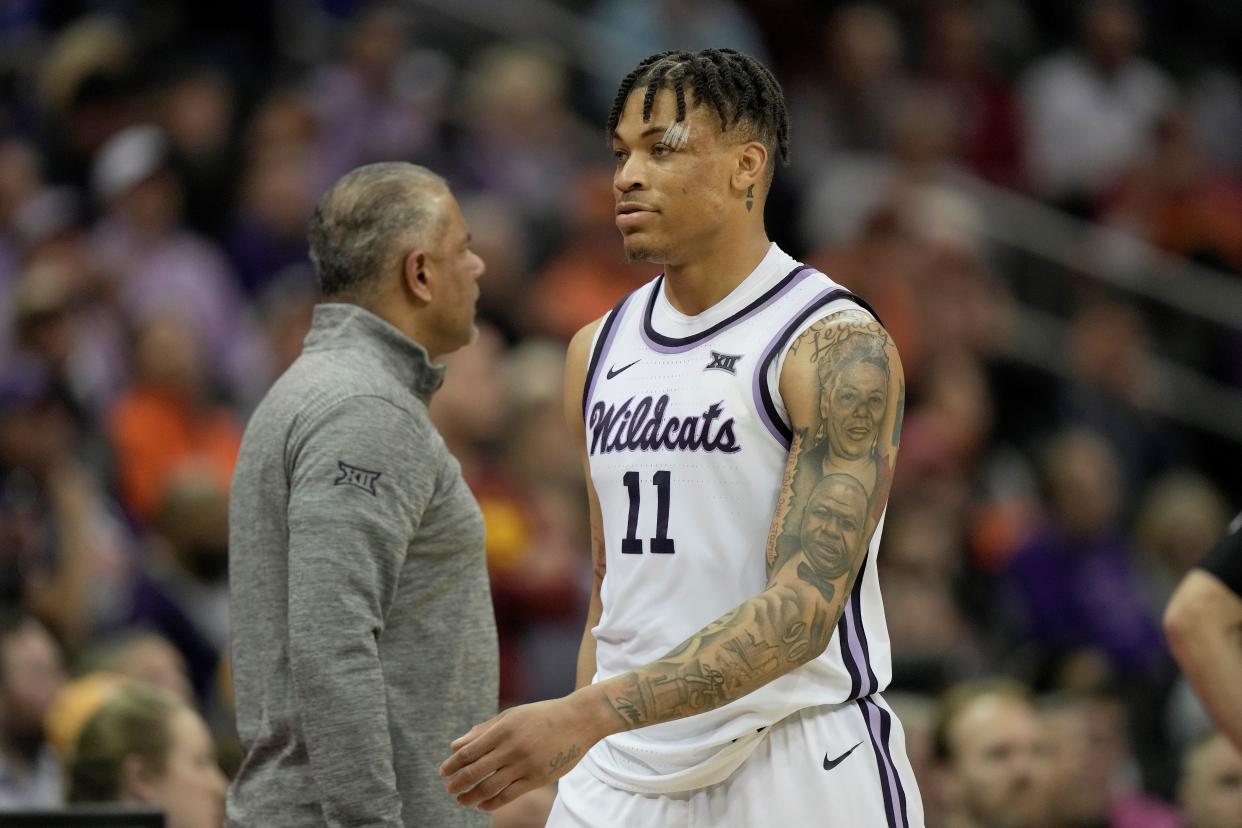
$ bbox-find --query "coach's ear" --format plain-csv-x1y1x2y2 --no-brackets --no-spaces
402,248,433,306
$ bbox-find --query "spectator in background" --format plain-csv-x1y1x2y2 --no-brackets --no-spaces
35,16,136,190
1133,472,1229,616
588,0,767,107
88,124,269,403
1058,301,1175,508
528,167,653,340
1100,109,1242,274
455,43,595,246
1002,429,1168,683
429,328,586,707
1039,691,1182,828
917,0,1025,188
495,341,589,703
244,89,318,164
154,64,242,238
1021,0,1174,212
0,360,133,646
9,195,135,423
458,195,534,340
1178,733,1242,828
305,4,450,198
880,500,980,691
788,2,905,175
123,467,230,708
252,269,319,383
0,611,67,807
42,671,129,766
67,683,226,828
931,679,1048,828
87,633,194,709
107,315,242,526
224,151,316,300
0,139,44,294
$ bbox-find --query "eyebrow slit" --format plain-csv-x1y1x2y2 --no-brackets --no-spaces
661,121,691,150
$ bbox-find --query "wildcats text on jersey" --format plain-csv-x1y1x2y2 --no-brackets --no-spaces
588,394,740,456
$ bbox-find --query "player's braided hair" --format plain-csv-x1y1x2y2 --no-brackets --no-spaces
606,49,790,179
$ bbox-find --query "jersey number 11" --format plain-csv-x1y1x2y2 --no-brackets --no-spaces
621,470,676,554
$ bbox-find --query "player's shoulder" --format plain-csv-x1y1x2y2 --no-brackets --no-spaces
568,316,607,364
788,263,886,338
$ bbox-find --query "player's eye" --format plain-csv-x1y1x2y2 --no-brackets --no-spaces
651,143,671,157
613,149,629,163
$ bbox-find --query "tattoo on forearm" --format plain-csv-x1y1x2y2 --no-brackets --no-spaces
603,587,826,729
548,745,582,774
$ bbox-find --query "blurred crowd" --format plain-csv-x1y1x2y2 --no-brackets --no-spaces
0,0,1240,825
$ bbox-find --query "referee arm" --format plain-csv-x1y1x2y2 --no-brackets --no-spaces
1164,565,1242,751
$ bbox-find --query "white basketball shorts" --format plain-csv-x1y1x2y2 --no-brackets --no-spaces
547,694,924,827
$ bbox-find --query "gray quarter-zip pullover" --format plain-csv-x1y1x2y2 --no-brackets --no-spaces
227,303,497,827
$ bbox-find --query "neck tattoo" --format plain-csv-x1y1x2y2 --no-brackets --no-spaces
745,184,754,213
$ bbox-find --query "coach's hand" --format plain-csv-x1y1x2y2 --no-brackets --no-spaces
440,687,618,811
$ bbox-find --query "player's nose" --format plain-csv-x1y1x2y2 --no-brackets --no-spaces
615,157,646,193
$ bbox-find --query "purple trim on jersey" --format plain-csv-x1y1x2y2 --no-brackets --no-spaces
858,697,911,828
877,699,912,825
857,698,899,827
752,286,878,448
639,265,813,354
836,551,876,700
751,286,837,447
582,292,636,419
851,555,879,696
843,603,873,697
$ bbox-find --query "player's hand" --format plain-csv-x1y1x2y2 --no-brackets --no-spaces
439,690,615,812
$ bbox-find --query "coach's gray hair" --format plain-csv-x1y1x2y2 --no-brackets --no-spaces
308,162,447,300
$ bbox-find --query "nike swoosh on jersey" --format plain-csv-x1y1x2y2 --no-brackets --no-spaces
823,741,863,771
606,359,641,379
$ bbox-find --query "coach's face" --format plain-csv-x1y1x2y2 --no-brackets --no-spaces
611,88,738,265
422,192,485,355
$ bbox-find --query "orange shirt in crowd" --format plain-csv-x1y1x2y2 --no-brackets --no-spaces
108,387,242,523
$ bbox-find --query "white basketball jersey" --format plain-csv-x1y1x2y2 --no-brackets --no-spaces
581,243,894,794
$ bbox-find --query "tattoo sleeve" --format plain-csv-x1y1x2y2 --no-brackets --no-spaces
597,309,904,730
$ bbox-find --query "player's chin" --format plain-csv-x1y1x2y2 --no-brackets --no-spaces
622,236,665,264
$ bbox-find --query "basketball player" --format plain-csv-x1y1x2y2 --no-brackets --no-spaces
441,49,923,826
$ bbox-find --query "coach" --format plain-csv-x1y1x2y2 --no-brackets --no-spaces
227,162,496,827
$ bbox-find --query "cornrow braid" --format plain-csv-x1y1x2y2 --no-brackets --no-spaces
605,48,791,172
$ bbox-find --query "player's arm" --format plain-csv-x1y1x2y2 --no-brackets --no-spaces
1164,568,1242,750
563,319,606,690
441,310,903,810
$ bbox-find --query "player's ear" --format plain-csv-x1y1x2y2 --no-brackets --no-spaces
733,141,768,194
402,248,433,305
